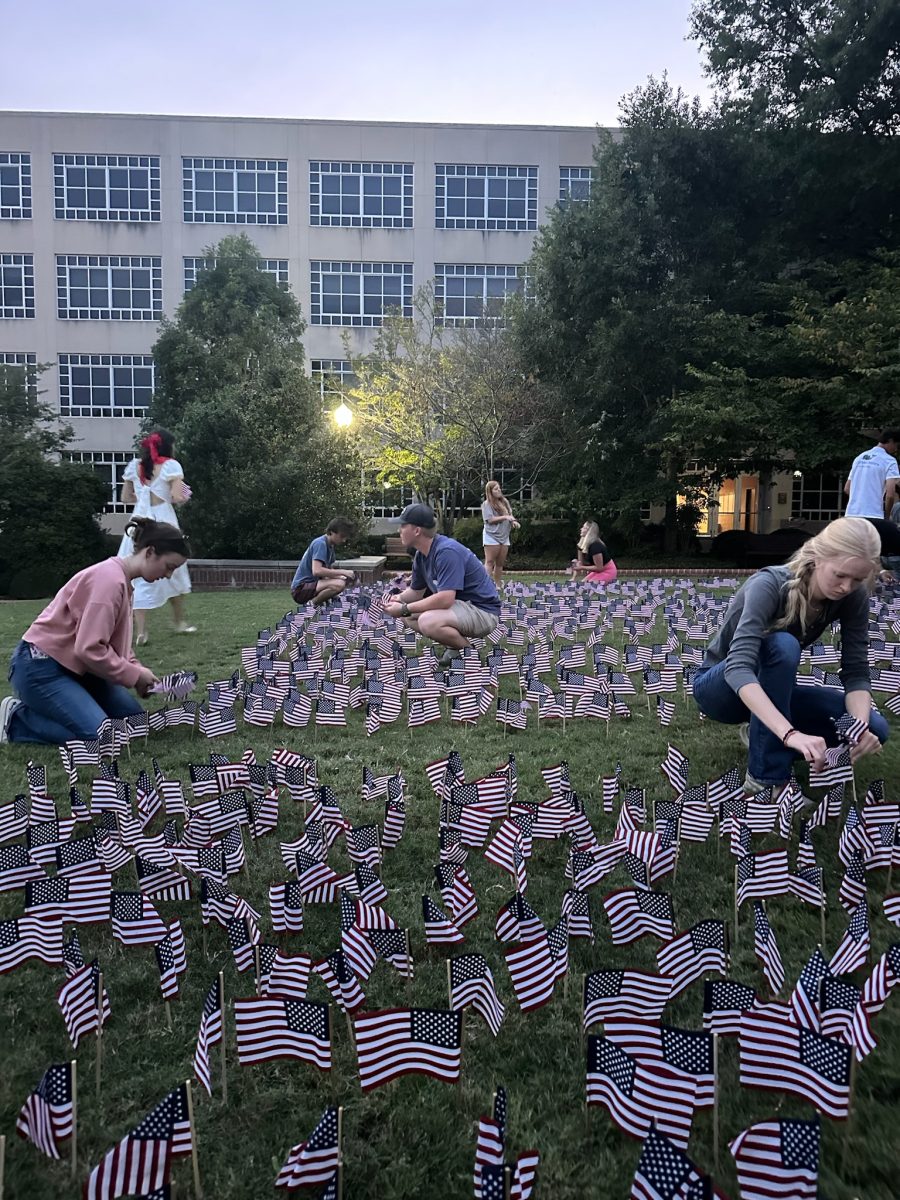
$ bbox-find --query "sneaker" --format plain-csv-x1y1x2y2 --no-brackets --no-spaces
738,722,750,749
437,648,459,669
0,695,22,744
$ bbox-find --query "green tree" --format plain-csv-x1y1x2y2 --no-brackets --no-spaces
0,363,108,598
147,235,363,557
346,287,572,528
690,0,900,134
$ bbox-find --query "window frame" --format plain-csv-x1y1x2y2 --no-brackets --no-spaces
183,256,289,292
0,153,32,219
58,353,155,419
182,156,288,225
53,153,161,222
0,253,35,318
64,450,133,513
558,166,593,205
56,254,162,321
309,160,413,228
435,163,538,231
433,262,525,327
309,260,413,327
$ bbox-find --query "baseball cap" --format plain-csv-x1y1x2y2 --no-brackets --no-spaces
398,503,437,529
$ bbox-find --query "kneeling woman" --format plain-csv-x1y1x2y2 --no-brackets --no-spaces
571,521,617,584
1,518,188,746
693,517,887,793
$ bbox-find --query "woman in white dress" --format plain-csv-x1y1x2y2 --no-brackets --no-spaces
481,479,520,588
118,429,195,644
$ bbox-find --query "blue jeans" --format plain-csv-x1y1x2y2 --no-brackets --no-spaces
693,631,889,783
7,640,144,745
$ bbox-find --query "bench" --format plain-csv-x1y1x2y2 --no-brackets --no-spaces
384,536,408,560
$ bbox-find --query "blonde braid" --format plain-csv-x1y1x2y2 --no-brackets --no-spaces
772,517,881,635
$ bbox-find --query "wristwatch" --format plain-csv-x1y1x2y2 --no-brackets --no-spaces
400,602,411,617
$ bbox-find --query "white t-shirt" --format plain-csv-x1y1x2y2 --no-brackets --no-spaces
845,445,900,518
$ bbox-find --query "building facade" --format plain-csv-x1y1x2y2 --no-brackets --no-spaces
0,109,599,528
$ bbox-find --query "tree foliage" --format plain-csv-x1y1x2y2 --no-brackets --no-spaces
690,0,900,134
347,287,574,526
147,236,363,558
0,364,108,598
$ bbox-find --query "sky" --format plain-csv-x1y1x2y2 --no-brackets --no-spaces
2,0,713,126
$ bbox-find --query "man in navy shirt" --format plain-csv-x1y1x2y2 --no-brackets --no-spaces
291,517,356,606
382,504,500,664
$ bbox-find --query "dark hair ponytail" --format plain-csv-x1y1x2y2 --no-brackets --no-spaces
126,517,189,557
138,428,175,484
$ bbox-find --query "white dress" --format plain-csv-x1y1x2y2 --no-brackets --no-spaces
117,458,192,610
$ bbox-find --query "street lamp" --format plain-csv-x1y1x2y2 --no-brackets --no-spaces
333,401,353,428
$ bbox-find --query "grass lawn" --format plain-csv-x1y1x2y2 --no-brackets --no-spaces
0,585,898,1199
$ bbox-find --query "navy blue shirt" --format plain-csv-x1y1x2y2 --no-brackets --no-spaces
292,535,334,588
411,534,500,613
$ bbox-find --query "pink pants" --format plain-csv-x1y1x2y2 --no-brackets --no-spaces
585,561,617,584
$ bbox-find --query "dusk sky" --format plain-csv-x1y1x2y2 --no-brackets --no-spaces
2,0,713,126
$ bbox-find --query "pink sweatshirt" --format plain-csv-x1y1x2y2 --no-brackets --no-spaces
22,558,143,688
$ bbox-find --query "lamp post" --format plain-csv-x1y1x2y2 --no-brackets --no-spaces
333,401,353,429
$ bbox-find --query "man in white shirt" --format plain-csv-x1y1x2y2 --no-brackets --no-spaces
844,431,900,518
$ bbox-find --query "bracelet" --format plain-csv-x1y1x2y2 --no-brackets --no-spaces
400,602,410,617
782,727,797,746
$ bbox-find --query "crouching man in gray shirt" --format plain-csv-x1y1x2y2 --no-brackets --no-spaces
693,518,888,794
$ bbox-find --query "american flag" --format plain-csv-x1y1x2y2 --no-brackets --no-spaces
0,843,45,892
603,1019,715,1107
228,915,261,973
603,889,675,945
820,974,876,1061
474,1086,506,1200
790,947,830,1030
435,862,478,926
15,1062,74,1159
314,949,366,1013
738,1013,852,1118
736,849,791,906
269,881,305,933
748,901,783,995
354,1008,461,1091
155,931,183,1001
84,1084,193,1200
839,805,875,866
808,744,853,789
57,959,110,1048
0,794,29,843
729,1117,820,1200
703,980,758,1037
275,1106,341,1190
495,892,544,944
707,766,742,806
586,1036,698,1149
422,894,464,944
62,929,84,978
631,1126,717,1200
862,943,900,1018
583,970,672,1029
450,953,505,1036
655,920,726,996
828,903,870,976
234,997,331,1069
193,976,224,1096
504,917,568,1012
0,913,63,973
259,950,313,1000
660,744,689,793
136,856,192,903
110,891,168,946
560,888,593,940
789,866,825,908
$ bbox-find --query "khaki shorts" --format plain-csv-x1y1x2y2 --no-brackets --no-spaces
450,600,499,639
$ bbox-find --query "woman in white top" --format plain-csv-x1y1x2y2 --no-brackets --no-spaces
118,429,195,644
481,480,520,587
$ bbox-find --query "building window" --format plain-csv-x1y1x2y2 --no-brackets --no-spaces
183,256,289,292
56,255,162,321
0,352,37,398
435,164,537,230
433,263,524,326
59,354,155,418
639,501,651,522
0,253,35,318
559,166,593,204
310,359,357,400
309,261,413,326
182,157,287,224
65,451,132,513
0,153,32,219
53,154,160,222
310,161,413,228
791,471,845,523
365,477,414,519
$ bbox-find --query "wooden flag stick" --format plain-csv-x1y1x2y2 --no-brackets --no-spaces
70,1059,78,1178
0,1133,5,1200
733,865,739,939
337,1106,343,1166
336,1158,344,1200
95,971,104,1101
504,1164,511,1200
202,922,208,961
218,973,227,1105
254,945,261,996
405,929,413,994
446,959,452,1009
185,1080,203,1198
165,1000,173,1031
820,889,827,950
712,1032,720,1175
842,1054,858,1172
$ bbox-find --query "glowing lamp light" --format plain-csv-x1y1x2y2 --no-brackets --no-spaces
333,402,354,428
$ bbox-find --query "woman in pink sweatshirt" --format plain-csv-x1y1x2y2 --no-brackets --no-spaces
1,518,188,745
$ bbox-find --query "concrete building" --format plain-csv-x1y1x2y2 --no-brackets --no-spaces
0,109,600,529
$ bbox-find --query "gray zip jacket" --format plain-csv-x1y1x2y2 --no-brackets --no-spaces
700,566,871,695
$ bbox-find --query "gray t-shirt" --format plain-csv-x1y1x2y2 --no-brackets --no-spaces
482,501,512,543
701,565,871,695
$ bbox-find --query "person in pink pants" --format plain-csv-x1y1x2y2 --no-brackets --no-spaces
570,521,618,583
